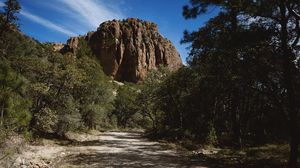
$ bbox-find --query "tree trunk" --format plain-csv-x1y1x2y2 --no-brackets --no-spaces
230,93,242,148
232,104,242,148
145,110,156,132
0,102,4,126
229,6,243,148
289,117,299,168
279,1,299,167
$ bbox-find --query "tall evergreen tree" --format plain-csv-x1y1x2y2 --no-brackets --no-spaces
0,0,21,34
182,0,299,167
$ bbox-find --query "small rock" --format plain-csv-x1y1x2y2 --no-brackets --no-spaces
15,156,22,164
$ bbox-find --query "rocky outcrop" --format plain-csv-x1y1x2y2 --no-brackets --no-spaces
51,43,65,52
63,18,182,82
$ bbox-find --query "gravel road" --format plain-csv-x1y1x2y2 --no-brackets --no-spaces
12,132,206,168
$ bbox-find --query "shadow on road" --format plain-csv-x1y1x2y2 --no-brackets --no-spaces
60,132,204,168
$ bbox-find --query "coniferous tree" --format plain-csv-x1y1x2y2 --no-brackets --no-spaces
182,0,299,167
0,0,21,35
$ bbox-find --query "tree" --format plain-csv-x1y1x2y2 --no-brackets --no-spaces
137,67,170,132
155,67,201,139
245,2,299,166
113,84,139,128
0,60,31,135
183,0,252,148
182,0,299,166
74,39,114,130
0,0,21,35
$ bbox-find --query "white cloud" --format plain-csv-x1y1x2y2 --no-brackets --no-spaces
21,10,77,37
24,0,125,37
59,0,124,29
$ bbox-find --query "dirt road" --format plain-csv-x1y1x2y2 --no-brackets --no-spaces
12,132,206,168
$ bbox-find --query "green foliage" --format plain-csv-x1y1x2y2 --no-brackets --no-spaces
136,66,170,131
112,67,171,130
180,0,300,166
33,107,57,133
113,83,139,128
0,60,31,135
0,0,21,34
0,27,115,137
74,38,115,130
205,122,218,146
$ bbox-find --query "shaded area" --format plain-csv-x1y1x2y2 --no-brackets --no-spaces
65,152,196,168
188,144,300,168
190,154,286,168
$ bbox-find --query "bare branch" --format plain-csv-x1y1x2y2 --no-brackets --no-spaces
287,2,300,20
292,19,300,48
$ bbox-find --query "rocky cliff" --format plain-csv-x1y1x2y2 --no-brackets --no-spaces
60,18,182,82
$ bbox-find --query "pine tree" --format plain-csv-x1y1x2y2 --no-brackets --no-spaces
0,0,21,34
182,0,299,167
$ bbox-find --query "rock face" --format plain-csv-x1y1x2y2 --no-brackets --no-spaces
64,18,182,82
52,43,65,52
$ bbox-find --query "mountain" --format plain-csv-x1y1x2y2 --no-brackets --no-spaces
56,18,182,82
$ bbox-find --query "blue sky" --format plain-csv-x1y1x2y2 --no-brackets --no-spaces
0,0,218,63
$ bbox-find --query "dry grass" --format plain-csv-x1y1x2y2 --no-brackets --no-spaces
191,144,300,168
